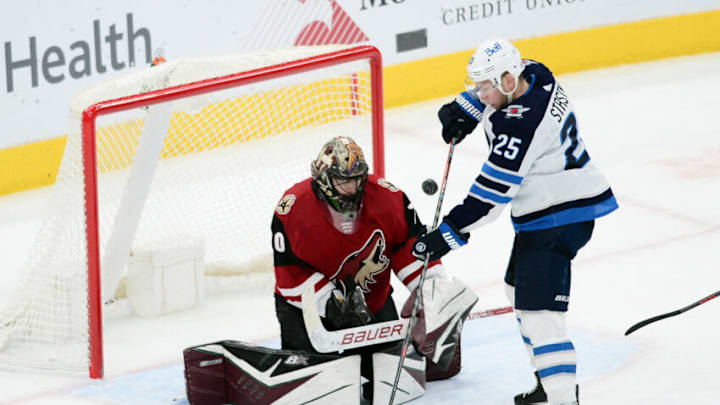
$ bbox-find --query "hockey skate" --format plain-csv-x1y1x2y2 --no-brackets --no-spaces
514,371,579,405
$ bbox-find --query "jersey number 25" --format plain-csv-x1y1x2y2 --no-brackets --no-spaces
492,134,522,160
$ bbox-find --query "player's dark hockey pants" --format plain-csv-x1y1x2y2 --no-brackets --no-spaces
504,220,595,311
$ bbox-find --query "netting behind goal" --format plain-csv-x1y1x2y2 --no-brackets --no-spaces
0,45,384,377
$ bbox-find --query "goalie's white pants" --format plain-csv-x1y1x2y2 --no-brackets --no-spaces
506,284,577,404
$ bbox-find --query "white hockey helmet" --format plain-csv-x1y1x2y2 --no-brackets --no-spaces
466,38,524,98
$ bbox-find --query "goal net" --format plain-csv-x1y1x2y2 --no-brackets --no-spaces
0,44,384,378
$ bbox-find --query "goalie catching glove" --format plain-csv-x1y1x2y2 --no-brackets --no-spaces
324,276,375,331
438,92,485,144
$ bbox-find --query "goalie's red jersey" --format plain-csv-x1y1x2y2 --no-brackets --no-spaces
272,174,444,315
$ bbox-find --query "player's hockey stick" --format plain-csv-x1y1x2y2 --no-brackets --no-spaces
467,305,514,320
388,138,458,405
625,290,720,336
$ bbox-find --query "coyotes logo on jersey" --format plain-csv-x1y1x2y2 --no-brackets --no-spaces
331,229,390,293
276,194,296,215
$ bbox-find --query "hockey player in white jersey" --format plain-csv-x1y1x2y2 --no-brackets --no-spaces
411,39,618,405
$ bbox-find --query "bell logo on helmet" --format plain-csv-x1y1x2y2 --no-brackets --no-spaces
484,42,502,57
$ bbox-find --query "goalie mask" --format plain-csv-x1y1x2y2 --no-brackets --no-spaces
311,136,369,214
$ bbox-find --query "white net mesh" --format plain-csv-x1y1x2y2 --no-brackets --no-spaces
0,45,379,375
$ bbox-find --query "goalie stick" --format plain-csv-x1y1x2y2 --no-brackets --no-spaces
302,282,513,353
302,283,410,353
625,290,720,336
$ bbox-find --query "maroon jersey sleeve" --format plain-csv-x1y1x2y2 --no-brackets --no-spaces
272,189,335,315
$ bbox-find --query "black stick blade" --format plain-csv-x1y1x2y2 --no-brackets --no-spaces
624,310,681,336
625,290,720,336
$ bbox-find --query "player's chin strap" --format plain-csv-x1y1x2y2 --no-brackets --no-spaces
499,74,519,105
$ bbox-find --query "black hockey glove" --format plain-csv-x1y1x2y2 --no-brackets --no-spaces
412,221,470,261
438,92,485,144
324,277,375,330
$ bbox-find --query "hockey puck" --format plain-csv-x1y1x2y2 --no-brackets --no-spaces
422,179,438,195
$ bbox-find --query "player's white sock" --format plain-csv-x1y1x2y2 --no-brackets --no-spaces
505,284,536,369
520,310,577,404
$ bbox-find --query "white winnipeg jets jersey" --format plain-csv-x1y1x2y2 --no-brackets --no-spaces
446,60,618,232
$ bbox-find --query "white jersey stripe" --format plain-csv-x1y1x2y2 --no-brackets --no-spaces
277,272,325,296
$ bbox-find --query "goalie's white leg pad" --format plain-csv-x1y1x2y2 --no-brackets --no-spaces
184,340,361,405
371,344,425,405
402,278,478,370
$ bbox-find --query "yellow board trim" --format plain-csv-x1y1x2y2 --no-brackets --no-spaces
2,9,720,196
0,136,67,195
384,9,720,107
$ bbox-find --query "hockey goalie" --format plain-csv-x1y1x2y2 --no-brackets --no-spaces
183,137,478,405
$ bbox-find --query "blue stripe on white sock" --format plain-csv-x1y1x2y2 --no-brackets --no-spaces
537,364,577,379
533,341,575,356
